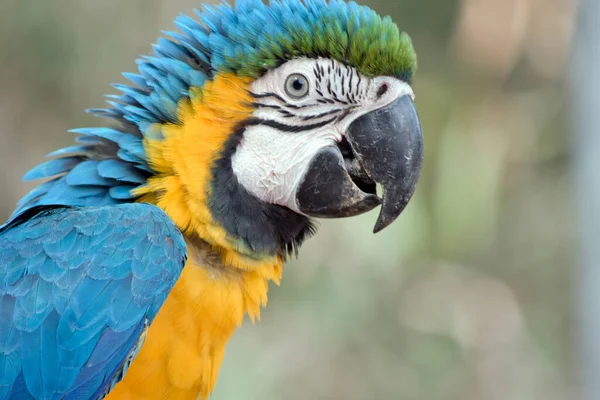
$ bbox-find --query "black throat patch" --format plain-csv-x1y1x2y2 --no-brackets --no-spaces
208,123,317,259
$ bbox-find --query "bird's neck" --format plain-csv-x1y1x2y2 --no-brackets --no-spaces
133,73,270,268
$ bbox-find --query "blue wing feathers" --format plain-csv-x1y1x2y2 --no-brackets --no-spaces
46,146,93,158
97,160,147,184
7,372,31,399
0,297,18,353
86,324,141,368
42,183,107,205
73,323,145,400
39,311,61,397
108,185,136,200
22,158,83,182
0,351,20,399
66,161,115,187
0,204,187,399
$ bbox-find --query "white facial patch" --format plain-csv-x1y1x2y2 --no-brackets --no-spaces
231,124,339,212
230,57,415,213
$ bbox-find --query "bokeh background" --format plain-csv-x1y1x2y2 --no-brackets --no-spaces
0,0,580,399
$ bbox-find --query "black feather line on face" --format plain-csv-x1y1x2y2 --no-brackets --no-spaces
243,117,336,133
207,122,317,259
300,108,344,121
251,92,287,103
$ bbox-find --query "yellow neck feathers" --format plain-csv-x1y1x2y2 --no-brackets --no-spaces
108,74,284,399
134,73,282,270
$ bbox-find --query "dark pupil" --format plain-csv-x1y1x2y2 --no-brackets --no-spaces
292,78,304,91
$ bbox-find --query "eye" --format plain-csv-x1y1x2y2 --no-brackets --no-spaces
284,73,310,99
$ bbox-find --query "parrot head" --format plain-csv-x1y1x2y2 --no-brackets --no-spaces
18,0,423,264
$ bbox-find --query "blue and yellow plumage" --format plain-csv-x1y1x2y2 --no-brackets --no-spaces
0,0,423,399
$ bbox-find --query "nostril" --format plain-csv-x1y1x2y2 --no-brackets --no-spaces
376,83,389,99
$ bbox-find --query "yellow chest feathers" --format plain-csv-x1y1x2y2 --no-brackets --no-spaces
107,239,283,400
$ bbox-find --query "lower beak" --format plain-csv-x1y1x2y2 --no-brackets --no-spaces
295,95,424,233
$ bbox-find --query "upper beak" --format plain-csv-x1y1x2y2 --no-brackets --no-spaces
295,95,424,233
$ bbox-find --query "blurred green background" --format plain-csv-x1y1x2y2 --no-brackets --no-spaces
0,0,576,399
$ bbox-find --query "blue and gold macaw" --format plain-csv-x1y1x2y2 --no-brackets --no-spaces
0,0,423,399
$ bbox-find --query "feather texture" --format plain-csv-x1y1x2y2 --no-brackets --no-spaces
0,204,187,399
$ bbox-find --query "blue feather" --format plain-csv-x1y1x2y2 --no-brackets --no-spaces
109,185,136,200
97,160,147,184
0,204,187,398
6,372,28,399
39,311,61,399
6,276,35,298
111,83,147,99
15,180,58,211
123,105,155,123
69,128,129,147
13,279,54,331
116,149,144,165
153,38,189,61
86,323,141,368
46,146,93,158
150,91,178,122
0,351,20,399
57,281,115,337
85,107,123,121
66,161,115,187
23,157,82,182
69,324,143,400
133,91,169,122
0,297,18,354
19,328,43,399
75,135,102,145
42,229,79,259
122,72,150,91
43,182,107,203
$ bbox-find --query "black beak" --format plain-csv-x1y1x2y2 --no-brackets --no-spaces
295,95,424,233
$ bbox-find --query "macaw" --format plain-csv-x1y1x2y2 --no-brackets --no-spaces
0,0,423,399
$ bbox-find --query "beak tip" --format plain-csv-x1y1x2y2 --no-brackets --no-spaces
372,191,415,233
372,208,400,234
372,223,385,234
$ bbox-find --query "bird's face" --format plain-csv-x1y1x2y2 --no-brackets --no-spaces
231,58,423,233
